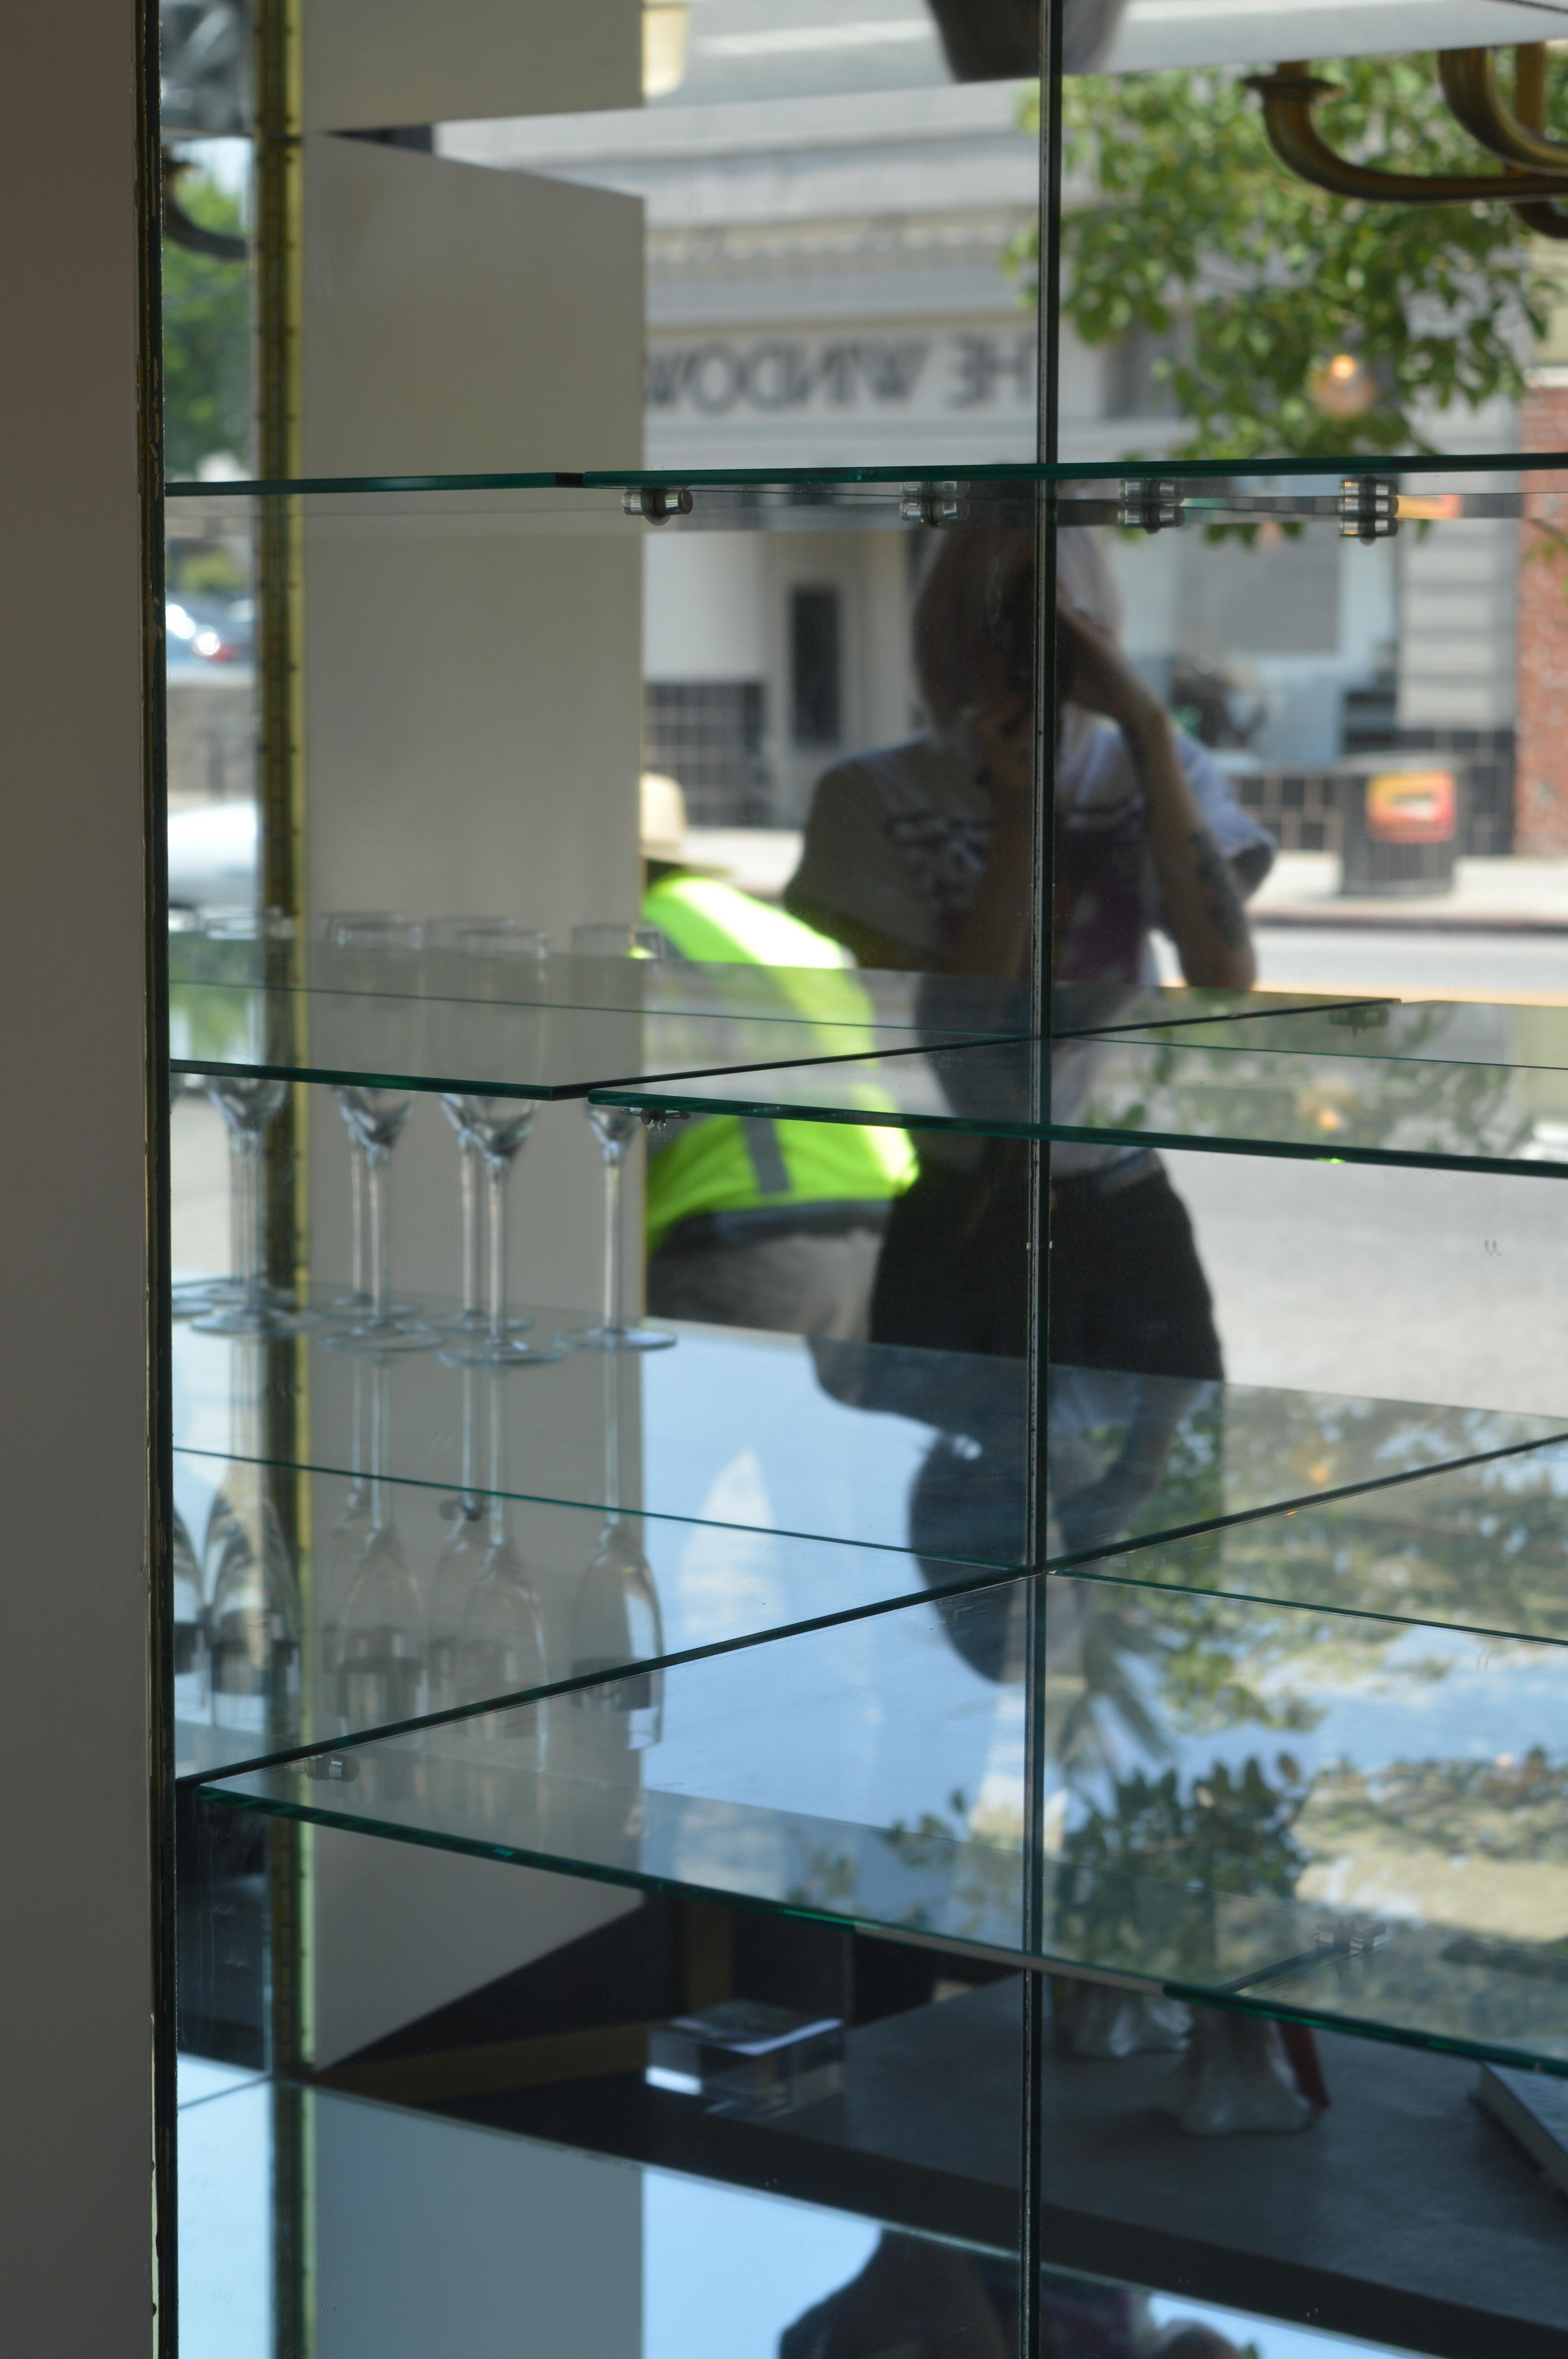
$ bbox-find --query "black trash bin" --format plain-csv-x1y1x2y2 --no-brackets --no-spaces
1335,754,1462,898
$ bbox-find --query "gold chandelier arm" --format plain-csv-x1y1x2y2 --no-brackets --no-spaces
1246,62,1568,203
1438,46,1568,173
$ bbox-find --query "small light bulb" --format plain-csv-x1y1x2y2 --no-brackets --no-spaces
1308,352,1377,419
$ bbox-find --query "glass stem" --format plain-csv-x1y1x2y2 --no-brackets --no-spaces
459,1362,476,1512
226,1120,247,1290
367,1141,392,1326
488,1370,508,1546
237,1130,263,1318
603,1135,624,1336
348,1133,367,1302
370,1361,391,1531
486,1150,510,1346
459,1132,481,1318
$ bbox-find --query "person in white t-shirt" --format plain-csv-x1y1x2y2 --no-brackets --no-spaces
786,523,1274,1390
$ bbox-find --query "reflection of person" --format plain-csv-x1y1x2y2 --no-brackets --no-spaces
785,527,1274,1380
639,774,914,1339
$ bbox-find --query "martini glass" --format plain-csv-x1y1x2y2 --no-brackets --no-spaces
452,1375,548,1759
569,1517,664,1749
317,912,422,1321
441,1098,562,1367
191,1076,314,1337
206,1465,302,1743
570,1350,664,1747
425,918,549,1337
174,908,299,1322
558,1105,676,1352
324,1087,439,1353
427,1362,489,1713
314,1359,376,1730
337,1362,428,1733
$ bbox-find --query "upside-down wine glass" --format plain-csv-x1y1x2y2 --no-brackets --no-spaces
425,918,549,1337
570,1348,664,1749
325,1085,440,1353
174,908,299,1323
453,1371,548,1735
440,1097,562,1366
337,1358,428,1734
559,921,676,1353
191,1081,313,1338
427,1361,488,1713
318,912,422,1322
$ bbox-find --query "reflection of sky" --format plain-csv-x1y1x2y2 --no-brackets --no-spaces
176,2074,270,2359
641,1331,936,1546
645,2170,878,2359
173,1320,946,1555
642,1588,1018,1839
1061,1601,1568,1807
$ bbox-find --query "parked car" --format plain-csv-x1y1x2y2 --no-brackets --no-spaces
166,595,254,673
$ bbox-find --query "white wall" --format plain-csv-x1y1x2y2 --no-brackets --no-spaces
294,133,652,2059
303,0,641,133
0,0,154,2346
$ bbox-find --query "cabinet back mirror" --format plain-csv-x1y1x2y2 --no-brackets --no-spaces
160,5,1568,2357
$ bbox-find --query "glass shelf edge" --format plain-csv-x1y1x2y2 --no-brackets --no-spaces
173,1416,1568,1785
165,451,1568,499
188,1781,1568,2083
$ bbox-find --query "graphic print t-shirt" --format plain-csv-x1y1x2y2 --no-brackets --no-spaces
786,723,1275,1170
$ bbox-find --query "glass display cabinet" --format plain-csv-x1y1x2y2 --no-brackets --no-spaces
162,6,1568,2357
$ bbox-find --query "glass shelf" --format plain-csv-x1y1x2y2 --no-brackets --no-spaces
169,941,1028,1034
589,1026,1568,1180
1116,999,1568,1075
1072,1436,1568,1650
174,1295,1564,1634
198,1567,1568,2077
163,455,1568,498
170,970,1396,1101
169,943,1372,1042
169,978,1022,1103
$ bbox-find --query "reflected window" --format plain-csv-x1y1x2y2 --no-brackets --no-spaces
791,586,843,750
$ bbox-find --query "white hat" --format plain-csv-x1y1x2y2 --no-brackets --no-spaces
639,771,690,862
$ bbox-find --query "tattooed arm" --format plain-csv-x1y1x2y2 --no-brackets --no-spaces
1058,601,1257,990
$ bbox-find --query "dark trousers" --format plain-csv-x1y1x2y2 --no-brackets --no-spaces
870,1147,1222,1382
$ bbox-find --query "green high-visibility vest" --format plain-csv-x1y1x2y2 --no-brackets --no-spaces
642,873,916,1256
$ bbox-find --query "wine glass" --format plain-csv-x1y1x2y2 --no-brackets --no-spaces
570,1349,663,1747
427,1363,489,1712
191,1076,314,1337
175,909,301,1325
569,1516,664,1750
425,919,549,1336
206,1465,302,1743
440,1098,562,1367
557,1105,676,1352
317,913,424,1326
557,921,675,1352
452,1374,548,1751
324,1087,439,1352
314,1359,376,1731
337,1363,428,1733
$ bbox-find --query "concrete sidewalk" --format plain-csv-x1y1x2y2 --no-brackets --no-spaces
692,830,1568,934
1253,852,1568,931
